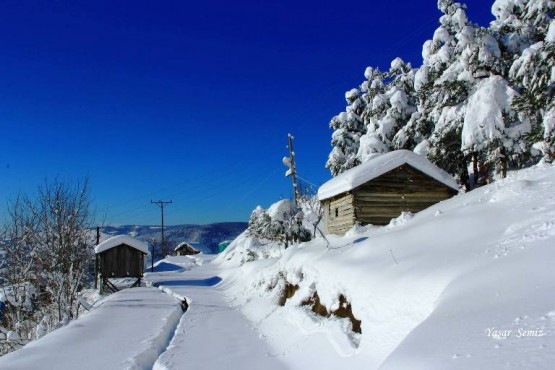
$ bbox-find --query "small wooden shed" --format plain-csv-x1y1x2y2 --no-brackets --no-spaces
318,150,459,235
174,242,200,256
95,235,150,293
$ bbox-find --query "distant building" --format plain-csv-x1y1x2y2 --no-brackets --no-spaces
318,150,459,235
174,242,201,256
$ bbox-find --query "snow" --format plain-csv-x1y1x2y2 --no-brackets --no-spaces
461,75,516,152
94,234,150,255
357,134,389,163
0,288,182,370
452,7,468,30
433,26,451,44
543,108,555,138
510,42,543,83
173,242,199,253
390,57,404,72
414,65,428,91
364,66,376,80
145,257,289,370
389,88,408,113
218,163,555,369
547,20,555,43
4,164,555,369
267,199,295,221
478,33,502,65
413,139,430,156
318,150,459,201
491,0,514,22
345,88,359,101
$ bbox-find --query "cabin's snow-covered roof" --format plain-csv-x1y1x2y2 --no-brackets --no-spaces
318,150,459,201
94,235,150,255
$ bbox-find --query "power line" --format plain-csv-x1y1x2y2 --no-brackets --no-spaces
226,167,282,209
296,174,318,188
104,142,289,225
103,161,252,224
160,170,265,219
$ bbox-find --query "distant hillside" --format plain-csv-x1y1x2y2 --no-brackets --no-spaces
102,222,247,254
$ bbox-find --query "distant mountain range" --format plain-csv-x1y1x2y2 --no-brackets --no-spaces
101,222,247,254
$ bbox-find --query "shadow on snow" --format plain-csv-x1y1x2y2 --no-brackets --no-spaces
152,276,222,287
152,262,185,272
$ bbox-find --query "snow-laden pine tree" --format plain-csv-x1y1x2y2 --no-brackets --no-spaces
357,58,417,162
510,18,555,162
412,0,475,185
457,25,528,183
425,0,526,185
325,85,367,176
461,76,522,183
324,0,553,184
491,0,533,56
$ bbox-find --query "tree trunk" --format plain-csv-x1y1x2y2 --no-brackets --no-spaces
499,146,507,178
472,152,478,188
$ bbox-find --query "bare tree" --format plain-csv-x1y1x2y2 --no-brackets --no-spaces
0,178,95,354
0,196,39,354
297,183,324,238
30,178,94,322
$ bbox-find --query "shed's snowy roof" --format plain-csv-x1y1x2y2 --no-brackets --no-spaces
318,150,459,201
95,235,150,255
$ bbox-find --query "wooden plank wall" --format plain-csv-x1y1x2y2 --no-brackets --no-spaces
99,244,144,278
323,193,356,235
353,164,455,225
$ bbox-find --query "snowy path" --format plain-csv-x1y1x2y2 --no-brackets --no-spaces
0,287,183,370
0,256,288,370
145,256,289,370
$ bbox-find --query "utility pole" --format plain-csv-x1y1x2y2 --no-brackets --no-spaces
287,133,299,207
151,200,172,272
95,226,100,289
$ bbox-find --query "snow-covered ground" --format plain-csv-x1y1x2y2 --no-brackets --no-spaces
1,164,554,369
0,255,290,370
144,256,289,370
218,163,555,369
0,287,183,370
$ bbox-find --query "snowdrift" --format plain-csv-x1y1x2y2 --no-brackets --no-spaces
218,163,555,369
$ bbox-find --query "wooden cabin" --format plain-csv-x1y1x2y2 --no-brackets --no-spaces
318,150,459,235
95,235,150,293
174,242,201,256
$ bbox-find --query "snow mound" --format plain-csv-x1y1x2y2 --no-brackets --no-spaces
94,234,150,255
318,150,459,200
221,163,555,370
267,199,295,221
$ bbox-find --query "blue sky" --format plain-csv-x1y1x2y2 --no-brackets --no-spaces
0,0,494,226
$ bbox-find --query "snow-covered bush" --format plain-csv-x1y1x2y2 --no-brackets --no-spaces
248,200,311,249
219,199,317,266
